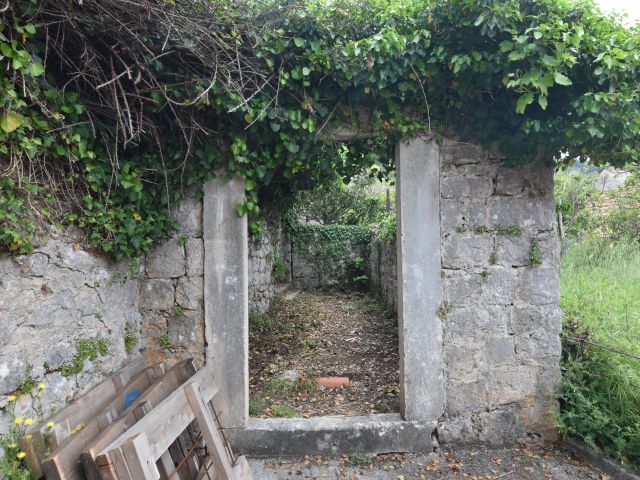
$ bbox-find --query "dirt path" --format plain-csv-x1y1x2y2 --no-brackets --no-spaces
249,290,399,418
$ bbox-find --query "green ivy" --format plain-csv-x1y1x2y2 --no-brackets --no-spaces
2,0,640,259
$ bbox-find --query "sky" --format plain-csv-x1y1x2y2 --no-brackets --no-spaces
596,0,640,23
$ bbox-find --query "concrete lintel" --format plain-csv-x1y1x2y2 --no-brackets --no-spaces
203,175,248,428
396,136,445,421
229,414,437,456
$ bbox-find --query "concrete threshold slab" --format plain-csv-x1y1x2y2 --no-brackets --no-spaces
229,414,437,457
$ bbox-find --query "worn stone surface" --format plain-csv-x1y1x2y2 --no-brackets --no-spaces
439,140,561,444
249,215,287,314
0,228,141,433
204,176,249,428
396,136,444,422
369,238,396,312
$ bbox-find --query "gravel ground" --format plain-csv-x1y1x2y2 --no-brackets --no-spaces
247,444,614,480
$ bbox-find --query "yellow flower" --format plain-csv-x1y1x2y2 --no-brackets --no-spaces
24,418,33,426
16,452,26,460
7,395,17,402
38,383,46,390
133,213,142,222
8,443,16,449
14,417,24,425
47,421,55,428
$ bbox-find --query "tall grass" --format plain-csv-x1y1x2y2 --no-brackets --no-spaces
558,238,640,464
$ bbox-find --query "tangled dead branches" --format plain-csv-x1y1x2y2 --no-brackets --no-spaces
34,0,275,145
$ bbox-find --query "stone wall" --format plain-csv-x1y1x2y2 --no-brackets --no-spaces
248,215,288,314
369,237,397,312
437,140,561,444
0,228,141,431
139,196,206,366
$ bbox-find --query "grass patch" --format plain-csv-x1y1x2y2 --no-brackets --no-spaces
270,405,297,418
558,238,640,465
249,396,265,416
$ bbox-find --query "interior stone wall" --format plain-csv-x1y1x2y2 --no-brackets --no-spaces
437,140,561,444
369,238,397,312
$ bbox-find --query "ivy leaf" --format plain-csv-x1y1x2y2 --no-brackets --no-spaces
293,38,306,47
515,92,535,114
29,62,45,76
538,95,548,110
554,72,573,86
302,67,311,76
0,112,25,133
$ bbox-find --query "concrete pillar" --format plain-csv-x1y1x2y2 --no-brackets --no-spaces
203,176,248,428
396,136,445,421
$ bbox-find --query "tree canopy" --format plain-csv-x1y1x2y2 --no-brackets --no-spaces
1,0,638,258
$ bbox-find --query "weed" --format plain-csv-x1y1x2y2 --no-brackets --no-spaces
474,225,489,234
497,225,523,236
489,253,498,265
159,334,172,352
530,239,542,266
270,405,296,418
480,270,491,281
174,305,185,316
437,302,451,320
456,225,467,233
61,338,109,377
124,326,138,355
348,454,373,466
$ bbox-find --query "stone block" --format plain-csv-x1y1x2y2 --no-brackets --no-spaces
441,175,494,200
510,305,562,339
484,336,516,367
440,142,486,166
479,266,519,305
14,252,49,277
444,306,510,337
139,279,175,310
442,272,482,306
168,310,202,346
175,276,204,310
487,365,539,408
185,238,204,276
517,268,560,305
172,195,203,237
442,233,493,269
444,343,484,383
486,196,556,232
446,380,488,415
145,238,186,279
496,234,531,267
495,165,527,196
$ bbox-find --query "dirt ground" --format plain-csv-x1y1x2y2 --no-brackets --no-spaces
249,290,400,418
247,444,617,480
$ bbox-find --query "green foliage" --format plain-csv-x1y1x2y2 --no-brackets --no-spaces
269,405,296,418
248,396,266,416
559,238,640,464
272,257,287,283
287,218,371,286
3,0,640,259
0,179,38,254
489,253,498,265
530,239,542,265
555,169,600,238
606,168,640,240
372,211,396,242
159,334,172,352
60,338,109,377
174,305,185,316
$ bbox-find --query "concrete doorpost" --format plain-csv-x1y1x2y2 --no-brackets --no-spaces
396,136,445,421
203,176,248,428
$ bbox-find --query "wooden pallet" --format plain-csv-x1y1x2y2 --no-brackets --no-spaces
40,359,196,480
20,359,148,478
94,364,252,480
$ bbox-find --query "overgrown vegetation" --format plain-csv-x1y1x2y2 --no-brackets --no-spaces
2,0,639,258
556,168,640,466
60,338,109,377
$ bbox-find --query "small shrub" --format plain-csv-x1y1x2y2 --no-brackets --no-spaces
61,338,109,377
249,397,265,416
530,239,542,266
124,326,138,355
159,334,172,352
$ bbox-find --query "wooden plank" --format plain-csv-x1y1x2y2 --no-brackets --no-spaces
119,434,159,480
96,365,218,466
81,360,197,480
39,364,167,480
184,383,235,479
21,358,147,478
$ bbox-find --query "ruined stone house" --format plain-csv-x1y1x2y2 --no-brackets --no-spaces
0,135,561,453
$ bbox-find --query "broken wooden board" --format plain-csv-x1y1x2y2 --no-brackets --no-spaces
95,364,251,479
40,360,195,480
20,358,147,478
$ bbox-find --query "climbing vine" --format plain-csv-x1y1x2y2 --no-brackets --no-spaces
1,0,639,258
